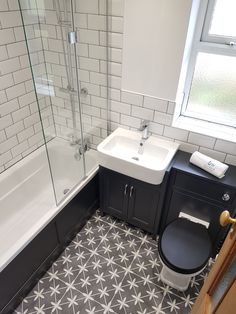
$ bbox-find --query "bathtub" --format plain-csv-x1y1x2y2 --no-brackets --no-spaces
0,138,98,272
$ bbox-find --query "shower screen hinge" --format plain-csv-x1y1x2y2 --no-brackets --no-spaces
68,31,77,45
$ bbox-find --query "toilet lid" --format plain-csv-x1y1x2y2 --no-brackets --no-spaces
159,218,212,275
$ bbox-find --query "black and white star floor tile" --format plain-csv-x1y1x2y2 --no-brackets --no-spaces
15,210,211,314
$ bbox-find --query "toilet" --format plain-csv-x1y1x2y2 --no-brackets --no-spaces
158,217,212,291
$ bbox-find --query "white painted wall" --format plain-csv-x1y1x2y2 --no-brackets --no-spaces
122,0,193,101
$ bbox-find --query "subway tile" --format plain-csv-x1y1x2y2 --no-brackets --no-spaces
79,57,100,72
108,0,125,16
144,96,168,112
0,114,12,131
199,147,226,162
108,88,120,101
1,136,17,154
91,96,107,109
99,0,106,14
13,27,25,41
0,151,13,167
0,130,6,143
225,154,236,166
154,111,172,125
0,57,21,75
90,72,107,86
108,75,121,89
13,68,32,84
45,51,60,64
149,122,164,136
88,14,107,31
121,91,143,107
6,82,26,100
0,28,15,45
11,140,29,157
167,101,176,114
120,114,141,128
12,106,30,123
28,132,44,146
108,16,124,33
0,99,19,116
100,31,123,48
0,73,14,90
176,141,199,154
164,126,189,141
110,111,120,123
4,154,22,169
19,54,30,68
0,91,7,104
108,47,122,62
5,121,24,138
74,13,87,28
100,61,122,76
111,100,131,115
92,117,107,129
215,139,236,155
17,126,35,142
79,69,90,82
0,1,8,11
77,43,89,57
89,45,107,60
76,0,99,14
0,11,22,28
0,46,8,61
131,106,154,120
81,82,100,96
19,91,37,107
188,132,216,149
21,144,37,158
8,0,19,10
78,29,99,45
82,104,101,117
7,41,27,58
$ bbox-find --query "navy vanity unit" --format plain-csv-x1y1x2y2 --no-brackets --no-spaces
99,166,169,236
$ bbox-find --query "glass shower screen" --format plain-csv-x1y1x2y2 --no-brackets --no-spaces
19,0,108,204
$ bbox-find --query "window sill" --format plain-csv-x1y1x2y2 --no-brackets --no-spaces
173,115,236,143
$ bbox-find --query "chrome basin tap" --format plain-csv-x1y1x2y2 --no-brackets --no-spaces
139,120,150,140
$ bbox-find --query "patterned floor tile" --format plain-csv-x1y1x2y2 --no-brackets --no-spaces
15,210,211,314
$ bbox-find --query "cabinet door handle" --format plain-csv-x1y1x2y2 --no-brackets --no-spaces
130,186,134,197
124,184,128,195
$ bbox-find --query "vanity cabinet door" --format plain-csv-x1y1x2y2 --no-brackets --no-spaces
127,179,160,233
100,168,129,220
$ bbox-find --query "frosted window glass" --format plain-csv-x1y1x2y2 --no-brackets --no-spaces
187,53,236,125
209,0,236,37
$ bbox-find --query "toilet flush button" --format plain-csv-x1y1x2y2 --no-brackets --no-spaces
222,193,230,202
179,212,210,229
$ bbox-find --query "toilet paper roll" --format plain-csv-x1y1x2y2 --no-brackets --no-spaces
190,151,229,179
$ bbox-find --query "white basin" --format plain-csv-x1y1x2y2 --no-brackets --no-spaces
97,128,179,185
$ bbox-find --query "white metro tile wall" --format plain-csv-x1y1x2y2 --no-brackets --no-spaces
0,2,54,173
46,0,235,162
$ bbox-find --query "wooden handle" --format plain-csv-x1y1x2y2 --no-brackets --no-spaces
220,210,236,227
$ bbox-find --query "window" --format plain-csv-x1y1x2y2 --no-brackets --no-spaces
182,0,236,128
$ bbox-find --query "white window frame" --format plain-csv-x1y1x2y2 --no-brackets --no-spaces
181,0,236,128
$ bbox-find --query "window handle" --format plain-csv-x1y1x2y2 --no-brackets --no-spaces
124,184,128,195
130,186,134,197
226,41,236,47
